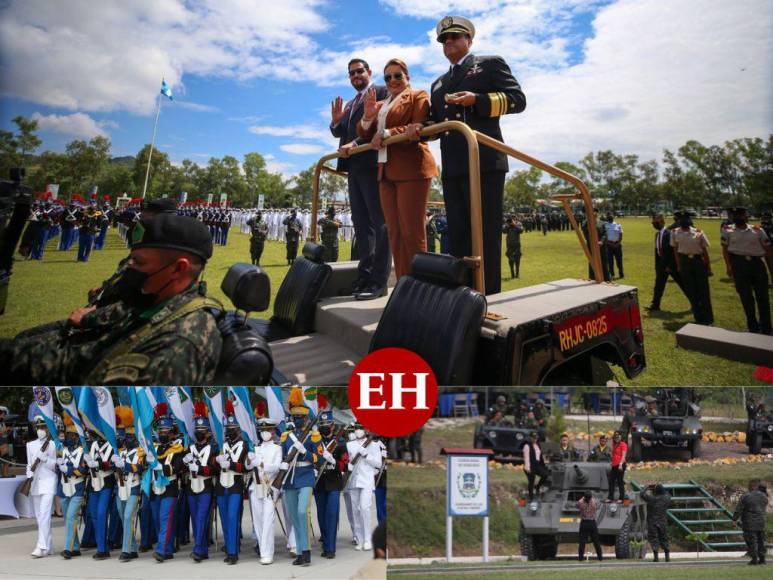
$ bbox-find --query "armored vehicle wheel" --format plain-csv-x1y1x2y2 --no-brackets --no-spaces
519,524,557,560
628,436,642,463
536,538,558,560
519,524,537,561
689,438,701,459
614,513,633,559
749,433,763,455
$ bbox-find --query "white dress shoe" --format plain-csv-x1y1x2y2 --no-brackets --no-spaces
30,548,43,558
260,557,273,565
354,544,363,551
363,542,372,551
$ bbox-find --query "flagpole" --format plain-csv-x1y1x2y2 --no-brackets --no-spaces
141,92,162,199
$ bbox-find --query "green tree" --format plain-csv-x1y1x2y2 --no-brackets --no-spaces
0,115,42,177
132,144,172,198
504,166,541,211
65,136,112,195
13,115,42,161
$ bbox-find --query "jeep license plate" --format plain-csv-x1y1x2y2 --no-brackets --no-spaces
662,431,674,436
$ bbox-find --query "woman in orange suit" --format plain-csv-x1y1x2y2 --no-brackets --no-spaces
355,58,437,280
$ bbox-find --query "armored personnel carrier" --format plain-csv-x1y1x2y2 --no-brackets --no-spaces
473,419,543,461
516,461,645,560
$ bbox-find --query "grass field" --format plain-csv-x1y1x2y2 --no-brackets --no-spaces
1,217,768,385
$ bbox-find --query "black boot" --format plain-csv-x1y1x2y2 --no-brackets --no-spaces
292,554,304,566
653,550,658,562
664,550,670,562
302,550,311,567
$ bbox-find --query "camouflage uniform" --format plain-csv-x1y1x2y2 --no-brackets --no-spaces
318,216,341,263
641,488,671,553
588,444,611,462
247,217,268,265
503,221,523,278
283,216,302,264
1,284,222,385
733,489,768,564
554,445,580,462
425,216,438,253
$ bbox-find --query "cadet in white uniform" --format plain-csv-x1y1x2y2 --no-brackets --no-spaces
26,415,58,557
346,424,382,551
246,418,282,564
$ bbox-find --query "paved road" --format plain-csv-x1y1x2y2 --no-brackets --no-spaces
0,496,376,579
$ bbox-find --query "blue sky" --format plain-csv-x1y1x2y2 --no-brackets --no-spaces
1,0,770,180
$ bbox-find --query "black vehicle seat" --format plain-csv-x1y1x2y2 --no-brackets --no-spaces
369,252,486,385
215,263,273,385
250,242,332,341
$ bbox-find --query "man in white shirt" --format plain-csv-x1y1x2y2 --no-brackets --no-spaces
246,419,282,565
346,425,382,551
26,416,58,557
603,212,624,279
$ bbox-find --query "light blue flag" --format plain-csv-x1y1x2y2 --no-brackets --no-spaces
160,79,173,101
55,387,87,448
117,387,131,408
77,387,118,452
265,387,286,423
203,387,225,448
129,387,169,496
229,387,257,452
32,387,62,450
165,387,194,446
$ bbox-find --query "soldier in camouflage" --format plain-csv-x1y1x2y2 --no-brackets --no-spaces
733,480,768,565
283,209,303,265
425,211,438,254
0,214,222,385
247,211,269,265
318,206,341,263
641,483,671,562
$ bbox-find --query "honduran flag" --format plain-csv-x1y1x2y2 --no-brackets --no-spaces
203,387,225,448
229,387,258,452
77,387,118,452
55,387,87,448
160,79,173,101
129,387,169,495
32,387,62,450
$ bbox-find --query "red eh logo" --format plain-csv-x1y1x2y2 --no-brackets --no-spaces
348,347,438,437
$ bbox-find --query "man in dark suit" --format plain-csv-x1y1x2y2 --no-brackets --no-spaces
647,212,685,311
427,16,526,295
331,59,390,300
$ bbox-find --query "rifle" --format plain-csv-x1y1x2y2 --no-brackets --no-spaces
19,436,52,496
341,435,374,489
374,444,387,488
313,423,346,488
271,414,320,492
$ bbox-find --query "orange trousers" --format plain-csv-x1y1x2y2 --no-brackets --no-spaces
379,178,430,280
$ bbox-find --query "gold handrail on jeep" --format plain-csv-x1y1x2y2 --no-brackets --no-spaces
310,121,602,294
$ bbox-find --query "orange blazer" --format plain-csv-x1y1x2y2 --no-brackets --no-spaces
357,88,438,182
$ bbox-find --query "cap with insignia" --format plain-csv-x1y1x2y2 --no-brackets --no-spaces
130,214,213,261
436,15,475,42
257,418,277,430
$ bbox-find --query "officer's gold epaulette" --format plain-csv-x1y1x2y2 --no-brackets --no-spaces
311,431,322,443
280,431,289,443
486,92,508,117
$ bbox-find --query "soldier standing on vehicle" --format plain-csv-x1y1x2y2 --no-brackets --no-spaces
555,433,580,461
607,431,627,501
247,211,269,266
641,483,671,562
522,431,547,501
671,210,714,325
589,434,611,462
577,491,603,561
503,215,523,279
733,480,768,566
318,206,342,263
645,396,659,416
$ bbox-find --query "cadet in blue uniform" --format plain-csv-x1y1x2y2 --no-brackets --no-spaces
428,16,526,295
280,391,322,566
150,408,184,562
215,402,248,565
185,402,219,562
56,414,88,559
314,411,346,559
112,407,144,562
83,430,116,559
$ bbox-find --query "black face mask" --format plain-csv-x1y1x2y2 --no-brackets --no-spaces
65,435,79,447
158,433,170,444
734,219,747,227
679,219,691,228
226,429,240,442
114,261,176,309
319,426,331,437
195,431,207,443
124,434,136,447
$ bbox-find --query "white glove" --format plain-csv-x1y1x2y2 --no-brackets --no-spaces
189,463,199,475
83,453,92,463
86,458,99,469
381,449,388,458
347,463,353,472
26,468,33,478
56,457,66,468
217,456,231,471
280,462,289,471
293,440,306,455
111,456,125,470
350,445,361,458
182,453,193,465
153,463,163,472
323,450,335,465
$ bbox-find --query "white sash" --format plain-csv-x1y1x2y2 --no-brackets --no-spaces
190,444,212,494
61,447,84,497
152,446,176,496
117,448,140,501
90,441,113,492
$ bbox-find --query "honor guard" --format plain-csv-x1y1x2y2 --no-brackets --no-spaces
671,210,714,325
27,415,58,558
215,401,248,565
247,211,269,265
314,411,346,559
283,209,303,265
318,206,342,263
150,405,185,562
247,418,282,565
184,402,219,563
280,388,322,566
721,207,772,334
57,414,87,559
83,429,116,559
112,406,144,562
346,423,382,551
429,15,526,295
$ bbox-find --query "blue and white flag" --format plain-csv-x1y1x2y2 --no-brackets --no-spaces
229,387,258,452
77,387,118,452
117,387,131,408
160,79,173,101
203,387,225,448
265,387,286,422
165,387,194,446
303,386,318,418
129,387,169,496
32,387,62,450
55,387,87,448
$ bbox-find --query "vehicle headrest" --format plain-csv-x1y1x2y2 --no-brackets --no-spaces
302,242,326,263
221,263,271,313
410,252,468,287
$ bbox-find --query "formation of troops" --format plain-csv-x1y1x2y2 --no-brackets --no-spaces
23,388,386,568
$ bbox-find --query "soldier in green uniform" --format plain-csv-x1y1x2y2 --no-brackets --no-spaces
247,211,269,266
641,484,671,562
425,211,438,254
503,215,523,278
554,433,580,461
671,210,714,325
588,435,611,462
283,209,302,265
733,480,768,565
0,214,223,385
318,206,342,263
721,207,772,334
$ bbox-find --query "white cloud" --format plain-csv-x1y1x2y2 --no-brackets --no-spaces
248,124,333,143
264,153,295,176
175,101,220,113
280,143,325,155
31,112,109,139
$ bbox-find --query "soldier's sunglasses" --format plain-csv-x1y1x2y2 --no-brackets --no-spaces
384,72,405,82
